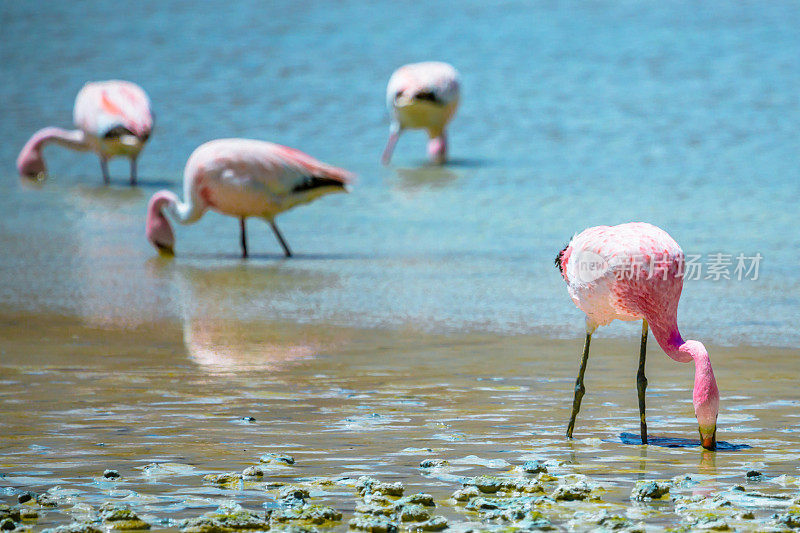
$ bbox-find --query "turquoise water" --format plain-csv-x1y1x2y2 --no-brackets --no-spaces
2,1,799,346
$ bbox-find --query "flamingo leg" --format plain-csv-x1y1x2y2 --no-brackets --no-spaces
638,319,649,445
381,125,401,165
99,157,110,185
567,332,592,438
268,219,293,258
240,217,248,259
129,157,138,186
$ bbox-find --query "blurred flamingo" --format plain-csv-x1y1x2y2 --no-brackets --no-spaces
146,138,353,258
16,80,153,185
555,222,720,450
382,62,460,165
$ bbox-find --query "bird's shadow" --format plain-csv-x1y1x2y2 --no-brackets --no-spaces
132,178,179,189
618,432,750,451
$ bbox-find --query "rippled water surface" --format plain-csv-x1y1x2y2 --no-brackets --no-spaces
2,1,800,530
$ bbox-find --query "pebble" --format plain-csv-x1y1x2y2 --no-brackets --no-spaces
99,503,151,530
16,493,36,505
552,481,592,501
631,481,671,501
259,453,295,465
746,470,762,479
418,459,448,468
522,460,548,474
103,470,121,480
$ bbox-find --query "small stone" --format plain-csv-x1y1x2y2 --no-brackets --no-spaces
36,494,58,508
746,470,762,479
240,416,256,422
451,486,480,502
737,511,755,519
241,466,265,479
179,504,270,532
398,493,434,507
99,503,151,530
412,516,447,531
202,473,242,486
523,460,547,474
278,486,310,502
418,459,448,468
19,508,38,520
553,482,592,501
41,524,104,533
270,504,342,524
17,492,36,504
773,511,800,529
398,504,430,522
103,470,121,479
0,519,15,531
259,453,295,465
356,476,403,497
631,481,671,501
349,515,398,533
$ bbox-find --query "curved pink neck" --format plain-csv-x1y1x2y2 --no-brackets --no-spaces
26,127,89,152
647,318,719,425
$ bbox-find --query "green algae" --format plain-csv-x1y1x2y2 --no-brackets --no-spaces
41,524,104,533
179,504,270,532
99,503,151,530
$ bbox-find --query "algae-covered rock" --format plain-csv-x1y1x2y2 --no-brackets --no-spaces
522,461,547,474
348,515,398,533
465,476,542,495
397,494,434,507
0,506,20,522
242,466,265,480
451,486,480,502
410,516,447,531
270,505,342,525
203,473,243,487
18,508,38,521
41,523,104,533
0,518,15,531
691,514,730,531
397,504,430,522
356,477,404,497
419,459,448,469
259,453,295,466
278,486,310,502
354,502,394,517
773,511,800,529
99,503,150,530
573,510,642,532
631,481,671,501
36,493,58,508
552,481,592,501
469,476,505,494
179,503,270,532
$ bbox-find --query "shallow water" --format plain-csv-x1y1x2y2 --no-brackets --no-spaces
3,1,800,530
1,315,800,530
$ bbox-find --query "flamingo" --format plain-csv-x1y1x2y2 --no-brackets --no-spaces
145,138,353,259
16,80,153,185
555,222,719,450
382,62,460,165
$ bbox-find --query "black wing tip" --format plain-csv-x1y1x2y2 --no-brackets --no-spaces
555,242,569,274
292,175,346,193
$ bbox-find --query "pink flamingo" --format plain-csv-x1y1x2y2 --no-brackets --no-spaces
17,80,153,185
555,222,719,450
382,62,460,165
146,138,353,258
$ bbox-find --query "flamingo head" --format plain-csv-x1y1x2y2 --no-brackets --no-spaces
427,134,447,165
146,191,177,255
16,144,47,180
687,340,719,450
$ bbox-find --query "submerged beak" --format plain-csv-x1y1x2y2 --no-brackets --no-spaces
155,242,174,256
700,429,717,451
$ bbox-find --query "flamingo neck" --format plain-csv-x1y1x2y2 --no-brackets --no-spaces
30,127,89,152
648,319,720,429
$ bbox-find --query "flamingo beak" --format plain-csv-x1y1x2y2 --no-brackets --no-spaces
155,242,174,256
700,428,717,450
